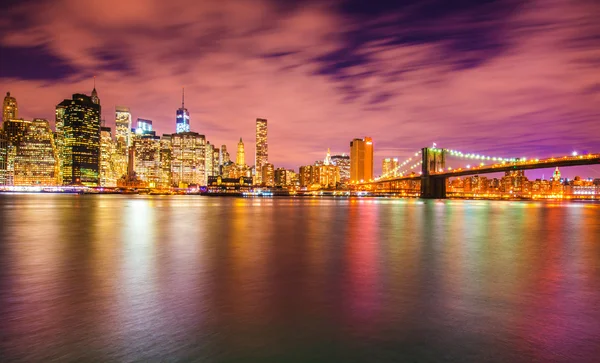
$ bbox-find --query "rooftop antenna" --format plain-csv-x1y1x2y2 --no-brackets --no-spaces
182,87,185,108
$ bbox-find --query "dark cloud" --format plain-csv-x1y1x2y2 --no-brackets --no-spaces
0,45,78,79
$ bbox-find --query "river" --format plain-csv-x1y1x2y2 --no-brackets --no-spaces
1,194,599,362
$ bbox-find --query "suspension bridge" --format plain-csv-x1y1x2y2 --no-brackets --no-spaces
353,147,600,198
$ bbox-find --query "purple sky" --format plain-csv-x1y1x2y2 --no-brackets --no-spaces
1,0,599,177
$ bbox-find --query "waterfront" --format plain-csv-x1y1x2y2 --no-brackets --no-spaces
1,195,599,362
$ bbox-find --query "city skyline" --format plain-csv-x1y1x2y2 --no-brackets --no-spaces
1,0,598,175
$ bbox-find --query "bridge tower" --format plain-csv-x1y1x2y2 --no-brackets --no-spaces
420,147,447,198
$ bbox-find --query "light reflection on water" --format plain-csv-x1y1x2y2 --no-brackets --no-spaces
0,195,599,362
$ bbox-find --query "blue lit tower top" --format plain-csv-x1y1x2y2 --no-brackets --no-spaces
176,87,190,133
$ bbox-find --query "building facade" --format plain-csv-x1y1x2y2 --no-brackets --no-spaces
58,93,101,186
12,119,58,186
99,126,117,187
170,132,206,187
134,133,161,188
262,163,274,186
350,137,373,183
382,157,399,178
255,118,268,183
331,154,350,183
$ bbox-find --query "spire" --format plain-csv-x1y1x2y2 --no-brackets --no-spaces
91,76,100,105
324,148,332,165
239,137,243,143
182,87,185,108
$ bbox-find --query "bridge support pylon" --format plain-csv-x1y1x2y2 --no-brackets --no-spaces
420,147,447,199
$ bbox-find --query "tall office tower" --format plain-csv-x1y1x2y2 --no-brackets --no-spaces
136,118,153,134
315,165,340,188
55,100,69,183
299,165,314,187
331,154,350,183
255,118,268,183
2,92,18,123
0,137,11,185
99,126,116,187
236,137,245,166
205,141,214,181
274,167,287,186
170,132,206,187
12,119,59,186
115,107,132,151
221,144,230,164
212,147,220,175
58,92,101,186
134,133,161,187
159,135,172,188
262,163,275,186
350,137,373,182
382,157,399,178
2,119,31,145
176,88,190,133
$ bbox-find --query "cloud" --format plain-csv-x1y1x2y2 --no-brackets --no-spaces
0,0,598,177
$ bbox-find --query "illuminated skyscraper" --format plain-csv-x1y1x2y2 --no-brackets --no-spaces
262,163,274,186
221,144,230,165
59,93,101,186
115,106,132,150
275,167,287,186
0,137,12,185
553,167,561,181
331,154,350,183
176,88,190,133
212,147,220,176
236,137,245,166
2,119,30,145
170,132,206,187
2,92,18,123
136,118,153,134
255,118,268,183
100,126,116,187
205,141,214,179
12,119,58,186
350,137,373,182
159,135,172,188
382,158,399,178
134,133,161,187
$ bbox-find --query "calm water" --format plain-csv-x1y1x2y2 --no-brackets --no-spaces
0,194,599,362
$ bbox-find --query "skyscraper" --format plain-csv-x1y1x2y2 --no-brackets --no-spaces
170,132,206,187
159,135,172,188
115,106,132,151
262,163,274,186
350,137,373,182
331,154,350,183
255,118,268,183
58,92,101,186
13,119,59,186
2,92,18,123
221,144,230,164
236,137,245,166
176,88,190,133
382,157,399,178
136,118,153,134
99,126,116,187
134,132,161,187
